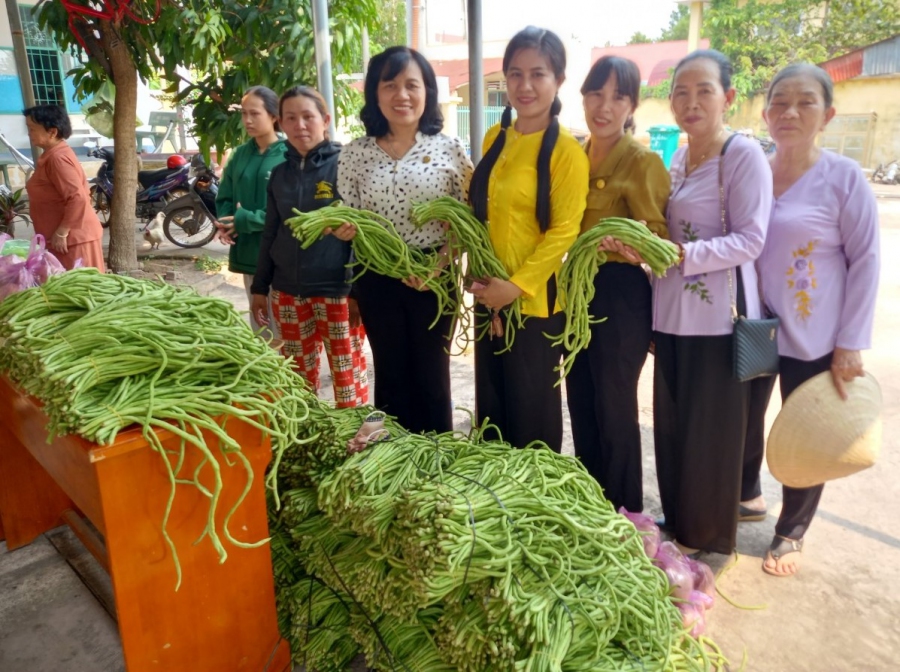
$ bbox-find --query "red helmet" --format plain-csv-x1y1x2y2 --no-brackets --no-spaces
167,154,188,169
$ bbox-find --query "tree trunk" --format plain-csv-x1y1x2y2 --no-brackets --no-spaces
101,20,139,273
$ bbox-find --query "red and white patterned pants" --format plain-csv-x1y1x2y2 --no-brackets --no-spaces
272,291,369,408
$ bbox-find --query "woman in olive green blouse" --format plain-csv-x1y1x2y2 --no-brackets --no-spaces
566,56,671,513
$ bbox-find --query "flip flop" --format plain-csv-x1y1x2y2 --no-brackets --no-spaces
739,504,767,522
762,536,803,577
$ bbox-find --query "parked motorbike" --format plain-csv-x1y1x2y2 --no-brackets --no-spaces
87,147,192,227
161,154,219,248
871,159,900,185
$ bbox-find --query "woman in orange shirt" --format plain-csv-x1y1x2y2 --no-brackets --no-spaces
24,105,105,271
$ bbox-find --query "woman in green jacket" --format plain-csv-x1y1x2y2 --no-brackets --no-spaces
216,86,288,336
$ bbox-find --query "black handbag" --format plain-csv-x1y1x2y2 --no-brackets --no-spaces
718,137,780,382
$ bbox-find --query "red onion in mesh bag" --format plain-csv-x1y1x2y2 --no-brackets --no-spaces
686,557,716,603
654,541,694,600
618,507,661,558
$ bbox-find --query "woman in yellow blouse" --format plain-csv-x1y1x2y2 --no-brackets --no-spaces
468,26,589,452
566,56,670,512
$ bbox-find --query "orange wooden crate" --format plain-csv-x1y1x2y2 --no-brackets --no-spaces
0,375,291,672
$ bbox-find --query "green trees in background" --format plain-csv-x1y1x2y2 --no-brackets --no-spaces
34,0,395,271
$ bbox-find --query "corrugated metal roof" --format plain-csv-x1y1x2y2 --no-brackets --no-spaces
819,35,900,83
821,50,864,84
862,36,900,76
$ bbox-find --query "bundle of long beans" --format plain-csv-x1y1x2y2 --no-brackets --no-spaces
411,196,526,354
0,269,321,588
552,218,681,377
285,202,458,329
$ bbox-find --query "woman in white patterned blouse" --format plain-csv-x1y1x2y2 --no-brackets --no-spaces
333,46,473,433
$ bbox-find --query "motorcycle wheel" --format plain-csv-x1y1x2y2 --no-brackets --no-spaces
91,186,111,227
163,206,217,248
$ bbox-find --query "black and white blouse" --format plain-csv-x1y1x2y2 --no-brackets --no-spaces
337,132,474,249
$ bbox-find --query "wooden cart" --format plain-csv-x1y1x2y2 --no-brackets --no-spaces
0,375,291,672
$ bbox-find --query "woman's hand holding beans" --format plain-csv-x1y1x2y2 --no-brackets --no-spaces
325,222,357,241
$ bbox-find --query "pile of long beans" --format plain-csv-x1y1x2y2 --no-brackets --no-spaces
0,269,320,588
552,218,681,377
269,421,733,671
411,196,526,354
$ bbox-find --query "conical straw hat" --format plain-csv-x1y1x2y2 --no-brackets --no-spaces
767,371,882,489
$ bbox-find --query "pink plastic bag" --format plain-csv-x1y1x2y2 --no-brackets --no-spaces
686,557,716,603
676,601,707,637
618,507,661,558
654,541,694,600
0,234,66,301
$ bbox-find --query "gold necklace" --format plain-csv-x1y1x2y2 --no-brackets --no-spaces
687,130,726,173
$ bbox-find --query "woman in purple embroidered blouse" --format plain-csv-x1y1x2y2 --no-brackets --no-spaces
741,64,880,577
652,50,772,556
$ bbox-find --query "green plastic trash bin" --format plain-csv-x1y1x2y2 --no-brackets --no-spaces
648,125,681,169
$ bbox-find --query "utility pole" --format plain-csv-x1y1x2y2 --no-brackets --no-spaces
5,0,40,159
467,0,484,163
310,0,337,139
362,25,370,75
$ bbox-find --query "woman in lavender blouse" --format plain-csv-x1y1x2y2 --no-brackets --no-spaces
741,64,880,577
652,50,772,556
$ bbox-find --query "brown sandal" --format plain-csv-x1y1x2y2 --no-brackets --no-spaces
762,536,803,577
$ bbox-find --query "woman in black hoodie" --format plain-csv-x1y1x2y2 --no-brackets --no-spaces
251,86,368,407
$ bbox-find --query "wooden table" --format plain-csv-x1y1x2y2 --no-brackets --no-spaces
0,375,291,672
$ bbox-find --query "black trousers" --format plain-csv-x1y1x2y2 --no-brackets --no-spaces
742,352,831,540
354,271,453,434
653,332,750,554
741,375,778,501
566,263,651,513
475,306,565,453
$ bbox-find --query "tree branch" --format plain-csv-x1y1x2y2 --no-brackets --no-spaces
72,18,114,80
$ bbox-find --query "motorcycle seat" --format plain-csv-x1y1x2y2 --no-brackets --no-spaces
138,167,181,188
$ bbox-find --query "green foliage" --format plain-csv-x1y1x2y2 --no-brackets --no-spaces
628,31,653,45
194,254,226,273
640,78,673,100
35,0,382,154
706,0,900,100
659,5,691,42
369,0,407,55
0,188,31,236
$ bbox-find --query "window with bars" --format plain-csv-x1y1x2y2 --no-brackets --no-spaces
18,4,69,108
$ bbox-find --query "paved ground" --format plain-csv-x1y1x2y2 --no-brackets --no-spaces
1,185,899,671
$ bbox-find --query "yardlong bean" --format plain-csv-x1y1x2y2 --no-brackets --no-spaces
552,218,681,378
410,197,526,354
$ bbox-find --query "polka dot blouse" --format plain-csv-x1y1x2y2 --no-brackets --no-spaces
337,132,474,249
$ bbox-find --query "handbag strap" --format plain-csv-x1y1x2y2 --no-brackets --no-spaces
719,134,747,320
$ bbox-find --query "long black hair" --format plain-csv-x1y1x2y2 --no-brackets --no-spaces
360,46,443,137
469,26,566,232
